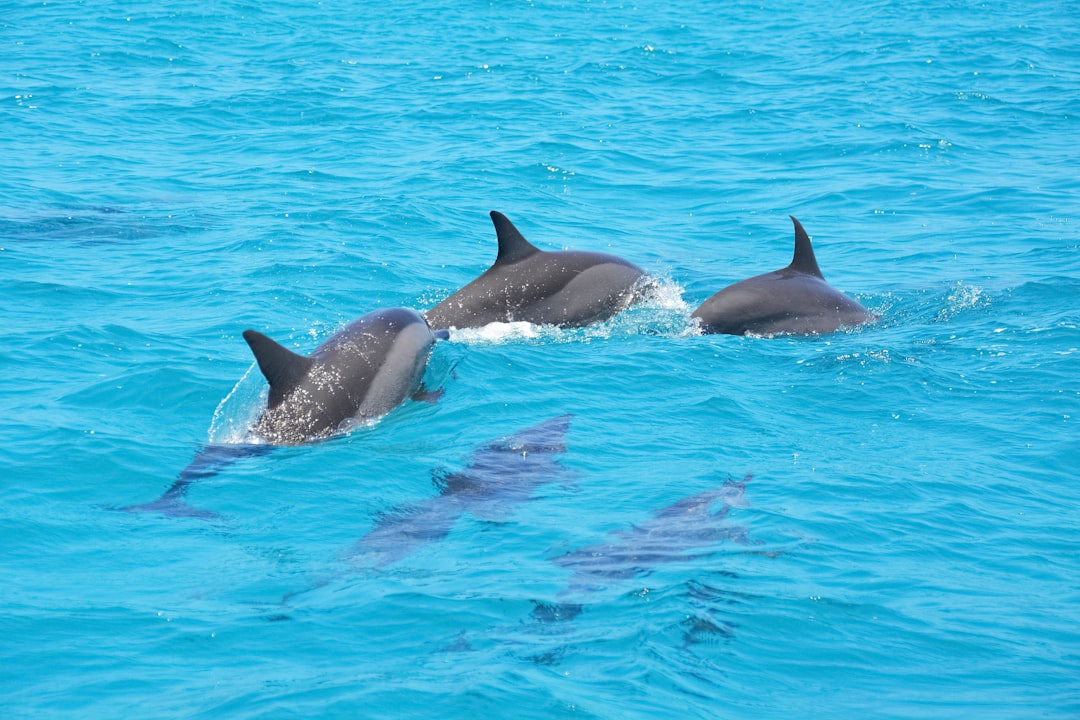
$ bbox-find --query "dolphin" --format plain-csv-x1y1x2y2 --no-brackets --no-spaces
425,211,647,330
551,475,753,594
690,217,875,336
243,307,444,445
352,414,573,567
527,476,754,634
118,307,444,518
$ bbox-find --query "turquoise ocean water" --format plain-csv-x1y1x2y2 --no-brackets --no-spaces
3,1,1078,716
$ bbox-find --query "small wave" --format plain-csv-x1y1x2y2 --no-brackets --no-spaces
637,275,691,313
207,362,265,444
935,281,991,323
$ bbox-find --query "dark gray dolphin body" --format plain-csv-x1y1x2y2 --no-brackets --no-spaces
244,307,443,445
425,211,646,330
352,414,572,567
691,217,875,336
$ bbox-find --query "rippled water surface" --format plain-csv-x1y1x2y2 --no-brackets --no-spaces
3,1,1078,717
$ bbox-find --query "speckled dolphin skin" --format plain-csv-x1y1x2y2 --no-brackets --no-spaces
244,307,442,445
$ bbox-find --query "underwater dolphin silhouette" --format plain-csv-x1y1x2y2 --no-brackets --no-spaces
691,217,875,336
118,307,444,518
352,414,573,567
425,211,647,330
527,476,755,636
552,475,752,594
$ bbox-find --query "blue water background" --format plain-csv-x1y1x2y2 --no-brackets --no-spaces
3,0,1079,717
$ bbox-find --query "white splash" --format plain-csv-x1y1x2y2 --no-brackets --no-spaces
449,321,541,345
937,281,990,322
207,362,265,444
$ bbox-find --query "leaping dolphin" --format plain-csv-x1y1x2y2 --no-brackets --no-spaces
691,217,876,336
425,211,647,330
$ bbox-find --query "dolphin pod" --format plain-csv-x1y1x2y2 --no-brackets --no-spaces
427,210,873,335
236,211,873,446
118,210,870,643
125,210,874,520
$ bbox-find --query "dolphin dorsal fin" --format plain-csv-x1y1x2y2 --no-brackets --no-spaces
490,211,541,265
787,216,824,279
242,330,314,407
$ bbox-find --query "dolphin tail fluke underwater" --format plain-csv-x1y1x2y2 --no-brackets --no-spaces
115,480,221,520
114,443,272,520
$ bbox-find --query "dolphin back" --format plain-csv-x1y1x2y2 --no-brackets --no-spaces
692,217,874,336
425,211,645,330
245,308,439,444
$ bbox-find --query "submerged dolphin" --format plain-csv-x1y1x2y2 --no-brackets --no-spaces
352,414,573,567
527,476,755,638
243,307,444,445
691,217,875,336
119,307,443,518
425,211,647,330
552,475,753,594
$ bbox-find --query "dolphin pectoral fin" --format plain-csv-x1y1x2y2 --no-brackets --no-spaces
242,329,314,407
490,211,542,265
